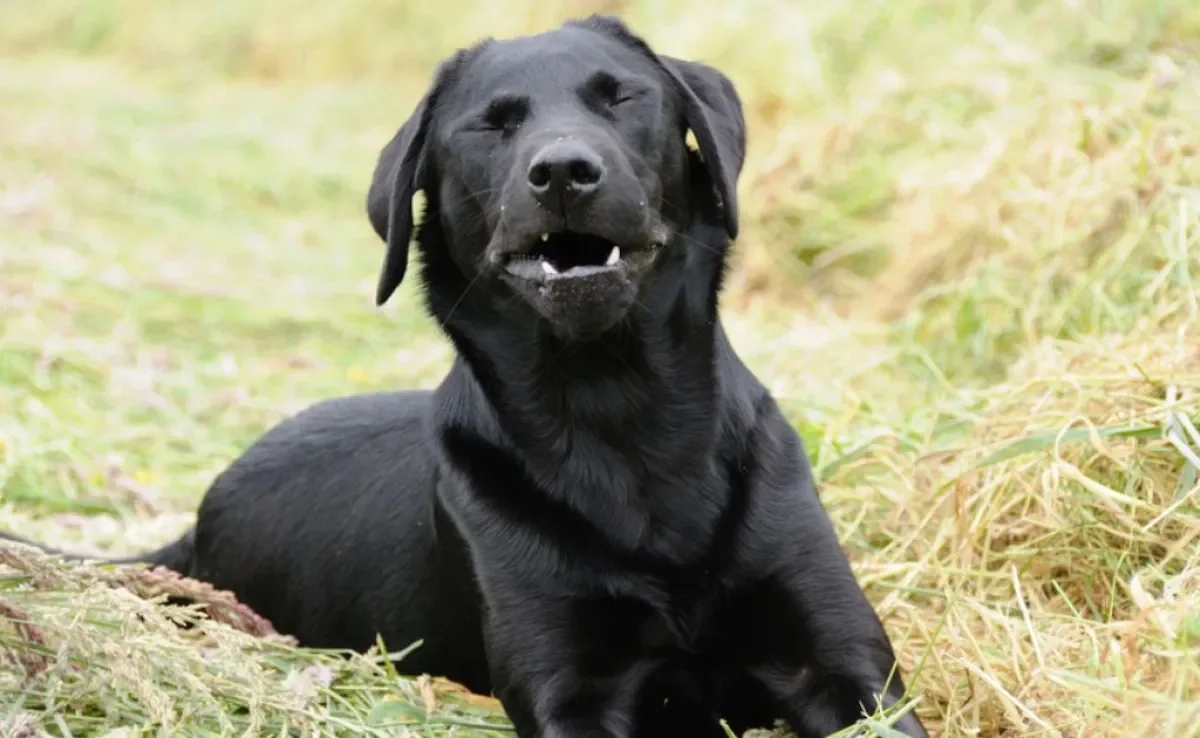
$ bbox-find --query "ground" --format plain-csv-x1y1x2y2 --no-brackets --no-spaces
1,1,1198,736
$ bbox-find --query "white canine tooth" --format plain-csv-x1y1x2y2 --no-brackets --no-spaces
605,246,620,266
540,233,550,243
542,260,558,275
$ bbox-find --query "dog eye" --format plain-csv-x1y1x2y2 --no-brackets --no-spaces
482,97,527,135
588,72,635,110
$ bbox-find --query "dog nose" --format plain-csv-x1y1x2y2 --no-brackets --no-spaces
526,140,605,209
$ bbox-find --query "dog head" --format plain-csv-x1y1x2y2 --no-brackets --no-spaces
366,15,746,339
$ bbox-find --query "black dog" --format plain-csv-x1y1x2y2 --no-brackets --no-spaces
4,16,928,738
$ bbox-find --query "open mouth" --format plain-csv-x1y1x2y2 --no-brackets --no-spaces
502,231,643,281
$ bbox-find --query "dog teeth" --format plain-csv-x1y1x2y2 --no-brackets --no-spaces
541,260,559,275
605,246,620,266
540,233,550,243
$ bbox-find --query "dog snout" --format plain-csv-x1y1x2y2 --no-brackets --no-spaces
526,140,606,212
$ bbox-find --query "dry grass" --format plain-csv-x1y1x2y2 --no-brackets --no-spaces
1,0,1199,735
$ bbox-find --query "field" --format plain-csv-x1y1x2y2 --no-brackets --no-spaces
1,0,1199,735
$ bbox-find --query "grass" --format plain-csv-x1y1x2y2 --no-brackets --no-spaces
1,0,1198,735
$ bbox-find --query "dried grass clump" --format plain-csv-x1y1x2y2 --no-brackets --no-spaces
0,542,513,736
820,325,1200,736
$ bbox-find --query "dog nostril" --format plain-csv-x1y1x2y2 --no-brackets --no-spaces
527,162,552,190
568,159,602,187
528,143,605,202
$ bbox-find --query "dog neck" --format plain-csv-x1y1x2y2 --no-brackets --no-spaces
417,200,746,555
421,213,733,469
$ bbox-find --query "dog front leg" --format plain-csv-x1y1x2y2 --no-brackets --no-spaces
483,595,654,738
735,530,930,738
734,410,929,737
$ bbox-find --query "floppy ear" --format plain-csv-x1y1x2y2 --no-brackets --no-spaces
366,94,432,306
366,56,464,306
657,55,747,240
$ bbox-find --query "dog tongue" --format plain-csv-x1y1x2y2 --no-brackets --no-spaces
503,258,546,281
545,264,612,279
504,259,616,281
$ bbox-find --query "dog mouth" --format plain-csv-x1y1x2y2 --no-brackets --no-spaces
500,231,659,281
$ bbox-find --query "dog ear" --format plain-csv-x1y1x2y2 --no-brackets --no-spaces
366,94,431,306
657,55,747,240
570,16,746,240
366,56,463,306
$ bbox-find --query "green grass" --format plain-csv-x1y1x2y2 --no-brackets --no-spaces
2,0,1199,735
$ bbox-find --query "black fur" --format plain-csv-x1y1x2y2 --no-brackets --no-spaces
3,16,927,738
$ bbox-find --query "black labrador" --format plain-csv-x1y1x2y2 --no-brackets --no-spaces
4,16,928,738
